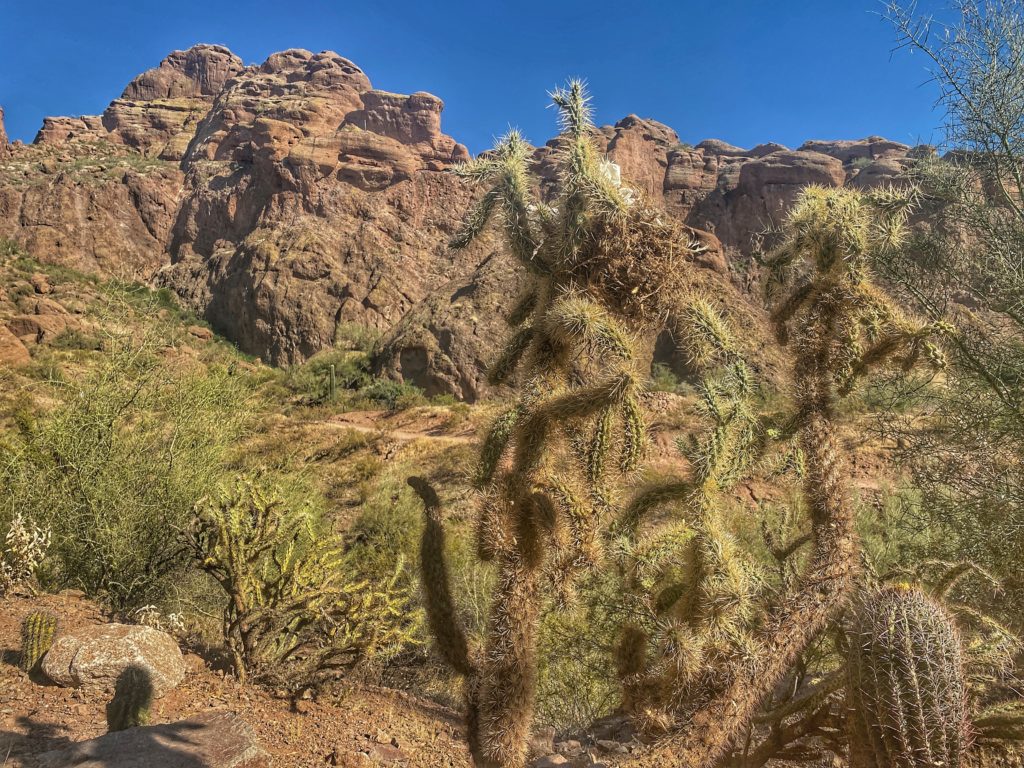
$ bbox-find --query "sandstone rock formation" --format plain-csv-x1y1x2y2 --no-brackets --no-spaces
0,43,923,397
36,711,267,768
42,623,187,697
0,106,9,156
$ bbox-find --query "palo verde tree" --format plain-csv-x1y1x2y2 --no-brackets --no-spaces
629,185,950,767
411,81,733,768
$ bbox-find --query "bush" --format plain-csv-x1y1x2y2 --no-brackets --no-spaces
185,476,421,687
359,378,426,411
286,349,372,403
0,332,249,611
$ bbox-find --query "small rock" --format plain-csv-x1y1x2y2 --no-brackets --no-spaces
528,724,556,758
532,756,569,768
188,325,214,340
30,273,52,294
554,740,583,756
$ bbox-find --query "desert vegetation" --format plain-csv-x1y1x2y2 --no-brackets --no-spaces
2,1,1024,767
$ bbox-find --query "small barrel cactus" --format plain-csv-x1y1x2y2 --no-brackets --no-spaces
20,610,58,673
847,584,969,768
106,665,153,732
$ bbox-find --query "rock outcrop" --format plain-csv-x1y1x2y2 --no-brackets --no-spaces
36,711,267,768
0,106,9,156
42,623,186,697
0,43,923,397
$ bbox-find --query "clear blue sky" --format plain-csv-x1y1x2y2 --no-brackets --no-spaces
1,0,951,154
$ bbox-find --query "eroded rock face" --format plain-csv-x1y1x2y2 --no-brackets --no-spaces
36,711,267,768
155,48,473,364
0,106,9,156
0,43,922,396
42,623,186,697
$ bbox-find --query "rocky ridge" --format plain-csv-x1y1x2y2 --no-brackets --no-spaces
0,44,923,399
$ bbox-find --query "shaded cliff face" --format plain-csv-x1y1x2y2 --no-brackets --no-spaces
0,44,920,397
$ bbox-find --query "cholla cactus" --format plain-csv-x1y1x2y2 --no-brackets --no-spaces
415,82,731,768
633,186,950,768
20,610,58,673
847,584,969,768
612,338,768,733
0,512,50,595
106,665,153,732
185,477,421,687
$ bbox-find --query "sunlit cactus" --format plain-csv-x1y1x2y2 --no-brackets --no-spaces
20,610,57,673
415,81,729,768
847,584,969,768
631,184,950,768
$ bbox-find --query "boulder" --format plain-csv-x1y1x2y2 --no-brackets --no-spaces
41,623,186,697
798,136,910,165
7,313,68,344
35,711,267,768
0,325,31,366
121,45,244,101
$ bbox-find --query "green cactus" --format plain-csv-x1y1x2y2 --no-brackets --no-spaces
847,584,969,768
20,610,57,673
105,665,154,732
413,81,742,768
633,186,951,767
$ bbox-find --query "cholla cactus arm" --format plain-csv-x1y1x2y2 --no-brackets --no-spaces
450,188,501,251
477,407,521,488
450,130,540,271
487,326,536,386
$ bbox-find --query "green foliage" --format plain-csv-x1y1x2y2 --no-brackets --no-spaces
185,476,421,688
0,330,249,611
359,378,426,411
847,585,969,768
20,610,57,673
105,665,153,732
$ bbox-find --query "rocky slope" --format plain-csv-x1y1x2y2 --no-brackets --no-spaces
0,44,923,398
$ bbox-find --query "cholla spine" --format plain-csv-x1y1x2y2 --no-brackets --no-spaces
847,585,969,768
20,610,58,672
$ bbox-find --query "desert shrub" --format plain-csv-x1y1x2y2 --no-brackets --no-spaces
286,349,372,403
359,378,426,411
0,332,249,611
0,511,51,595
650,361,684,393
185,476,421,687
334,321,381,353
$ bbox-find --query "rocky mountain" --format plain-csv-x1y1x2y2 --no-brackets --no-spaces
0,44,923,399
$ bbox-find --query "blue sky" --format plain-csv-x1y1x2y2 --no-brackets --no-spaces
1,0,951,154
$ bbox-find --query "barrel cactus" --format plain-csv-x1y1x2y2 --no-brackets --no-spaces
106,665,154,732
847,584,969,768
20,610,57,673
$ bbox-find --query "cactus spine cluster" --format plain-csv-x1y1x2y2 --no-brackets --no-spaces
632,185,950,768
847,585,969,768
20,610,57,673
106,665,154,732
